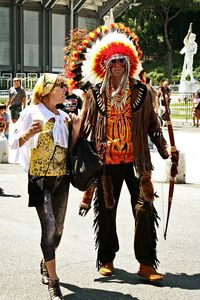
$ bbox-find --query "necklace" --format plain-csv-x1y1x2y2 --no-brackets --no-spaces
106,80,130,110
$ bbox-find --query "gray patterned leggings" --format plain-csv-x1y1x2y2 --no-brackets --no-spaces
36,176,69,261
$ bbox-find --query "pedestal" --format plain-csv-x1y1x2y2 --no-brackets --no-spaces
0,135,8,163
179,80,200,94
163,152,186,184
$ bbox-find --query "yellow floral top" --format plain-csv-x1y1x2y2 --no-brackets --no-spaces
29,121,67,176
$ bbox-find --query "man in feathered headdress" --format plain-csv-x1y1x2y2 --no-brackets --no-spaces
65,19,169,282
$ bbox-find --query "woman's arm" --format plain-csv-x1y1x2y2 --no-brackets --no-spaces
18,120,43,147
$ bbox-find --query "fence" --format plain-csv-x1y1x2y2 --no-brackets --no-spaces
0,90,33,104
0,73,39,90
0,87,194,124
170,92,193,124
0,90,9,103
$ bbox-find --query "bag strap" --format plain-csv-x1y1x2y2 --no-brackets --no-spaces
44,145,57,176
9,88,18,106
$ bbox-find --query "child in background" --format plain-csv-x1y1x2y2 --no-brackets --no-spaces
192,90,200,127
0,104,10,139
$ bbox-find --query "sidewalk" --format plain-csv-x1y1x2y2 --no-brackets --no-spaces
0,162,200,300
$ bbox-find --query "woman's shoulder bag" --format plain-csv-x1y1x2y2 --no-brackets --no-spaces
67,120,102,191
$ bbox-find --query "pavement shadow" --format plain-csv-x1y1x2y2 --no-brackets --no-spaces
0,193,21,198
60,282,138,300
163,272,200,290
94,268,163,287
95,268,200,290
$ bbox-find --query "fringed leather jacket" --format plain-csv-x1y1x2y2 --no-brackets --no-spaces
80,78,169,177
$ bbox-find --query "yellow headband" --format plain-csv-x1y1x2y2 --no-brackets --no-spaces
31,73,60,104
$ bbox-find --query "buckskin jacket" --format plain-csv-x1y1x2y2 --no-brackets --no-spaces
80,78,168,176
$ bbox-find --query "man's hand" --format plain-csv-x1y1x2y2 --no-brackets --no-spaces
69,113,82,148
79,202,91,217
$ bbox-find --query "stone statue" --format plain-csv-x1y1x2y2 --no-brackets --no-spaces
103,8,114,26
180,23,197,82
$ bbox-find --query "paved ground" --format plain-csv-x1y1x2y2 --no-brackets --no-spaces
0,124,200,299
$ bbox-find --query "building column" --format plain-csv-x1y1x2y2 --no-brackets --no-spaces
13,3,24,74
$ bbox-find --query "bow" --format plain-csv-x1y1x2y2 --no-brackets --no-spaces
161,87,179,240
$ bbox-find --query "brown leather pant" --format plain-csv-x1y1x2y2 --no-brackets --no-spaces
93,163,159,269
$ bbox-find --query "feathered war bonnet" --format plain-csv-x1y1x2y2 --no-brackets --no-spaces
64,22,143,93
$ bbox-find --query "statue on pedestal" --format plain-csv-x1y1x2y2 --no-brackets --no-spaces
180,23,197,83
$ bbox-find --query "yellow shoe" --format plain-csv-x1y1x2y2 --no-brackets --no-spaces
99,262,114,276
138,264,164,282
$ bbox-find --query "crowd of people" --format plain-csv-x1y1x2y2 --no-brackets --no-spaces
0,21,199,300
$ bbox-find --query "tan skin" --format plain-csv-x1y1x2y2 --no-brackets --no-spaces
110,61,126,88
19,84,81,282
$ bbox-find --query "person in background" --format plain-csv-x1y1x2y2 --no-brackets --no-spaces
145,76,159,114
192,90,200,127
194,107,200,119
10,73,81,300
6,77,26,123
0,103,10,139
63,91,83,115
157,80,171,110
67,22,173,283
157,80,171,126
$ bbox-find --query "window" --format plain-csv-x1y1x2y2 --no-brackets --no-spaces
0,7,10,65
24,10,39,67
52,14,65,72
78,16,97,32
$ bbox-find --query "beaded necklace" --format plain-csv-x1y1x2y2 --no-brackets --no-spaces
106,80,130,110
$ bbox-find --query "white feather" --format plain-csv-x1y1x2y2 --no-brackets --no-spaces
81,31,140,85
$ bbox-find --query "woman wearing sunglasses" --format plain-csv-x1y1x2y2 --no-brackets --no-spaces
10,73,81,300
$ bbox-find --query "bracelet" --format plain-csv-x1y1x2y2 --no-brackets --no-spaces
21,135,29,142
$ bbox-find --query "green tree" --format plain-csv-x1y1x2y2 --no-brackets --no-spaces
118,0,200,83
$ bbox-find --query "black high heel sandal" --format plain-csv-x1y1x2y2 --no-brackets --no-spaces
40,259,49,285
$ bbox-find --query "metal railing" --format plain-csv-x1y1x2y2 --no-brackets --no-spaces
0,90,9,103
0,87,194,124
0,73,38,90
170,98,193,124
0,90,33,104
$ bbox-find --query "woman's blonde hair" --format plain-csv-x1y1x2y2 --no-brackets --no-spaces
31,73,67,104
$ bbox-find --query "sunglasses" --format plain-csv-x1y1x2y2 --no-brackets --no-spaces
55,83,68,89
60,83,68,89
110,58,126,65
13,80,20,82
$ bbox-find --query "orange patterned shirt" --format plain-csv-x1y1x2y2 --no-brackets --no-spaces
105,90,133,164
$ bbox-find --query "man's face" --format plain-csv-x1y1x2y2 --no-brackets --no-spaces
13,79,20,88
110,58,126,78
